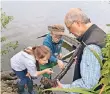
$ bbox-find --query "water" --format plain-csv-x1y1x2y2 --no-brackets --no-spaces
1,1,110,93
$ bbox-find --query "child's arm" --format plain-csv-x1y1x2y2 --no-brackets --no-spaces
26,68,54,77
37,68,54,76
57,40,63,59
57,53,63,59
57,59,65,69
25,60,54,77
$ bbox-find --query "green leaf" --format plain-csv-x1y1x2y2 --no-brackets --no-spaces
1,37,6,42
91,82,101,91
104,85,110,91
106,24,110,26
89,48,103,67
1,8,13,29
99,78,109,85
101,68,109,76
103,60,110,68
43,88,96,94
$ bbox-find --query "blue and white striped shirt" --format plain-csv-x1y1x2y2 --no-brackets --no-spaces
62,44,102,94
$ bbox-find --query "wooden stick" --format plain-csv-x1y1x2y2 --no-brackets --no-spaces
99,84,106,94
62,50,75,60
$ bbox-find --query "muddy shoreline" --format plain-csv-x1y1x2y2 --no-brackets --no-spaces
1,71,41,94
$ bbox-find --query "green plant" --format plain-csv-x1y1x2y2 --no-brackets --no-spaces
1,8,13,29
1,41,18,55
99,34,110,94
106,24,110,27
0,8,18,55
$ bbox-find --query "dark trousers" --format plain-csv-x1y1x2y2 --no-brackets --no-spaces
13,69,34,94
13,69,32,85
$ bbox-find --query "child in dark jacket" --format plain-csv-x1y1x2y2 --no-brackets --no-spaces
41,24,65,79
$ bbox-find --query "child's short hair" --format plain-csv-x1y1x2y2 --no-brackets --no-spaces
48,24,65,33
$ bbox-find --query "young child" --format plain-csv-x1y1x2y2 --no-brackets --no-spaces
11,45,53,94
41,24,65,79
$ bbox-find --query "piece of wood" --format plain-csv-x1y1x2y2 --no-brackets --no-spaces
62,50,75,60
62,34,79,47
99,84,106,94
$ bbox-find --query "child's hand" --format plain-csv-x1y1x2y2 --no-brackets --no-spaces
57,60,65,69
45,68,54,74
57,53,63,59
26,72,31,79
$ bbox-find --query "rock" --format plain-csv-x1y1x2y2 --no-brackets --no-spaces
1,86,7,91
1,71,19,94
6,87,13,93
1,82,8,87
11,92,18,94
1,89,6,94
13,88,18,92
2,92,9,94
5,80,14,86
1,71,17,80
